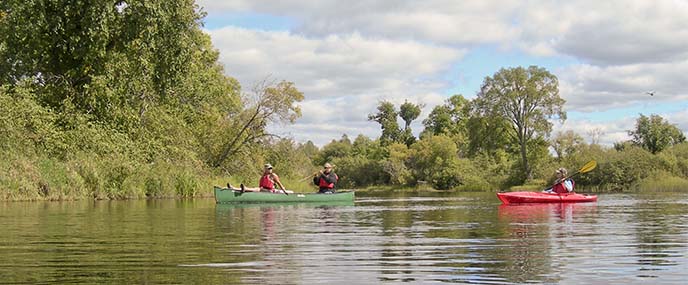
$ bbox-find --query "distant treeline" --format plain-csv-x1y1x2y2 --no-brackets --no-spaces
1,1,686,201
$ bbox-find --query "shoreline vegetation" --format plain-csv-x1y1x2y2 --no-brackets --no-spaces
1,2,687,202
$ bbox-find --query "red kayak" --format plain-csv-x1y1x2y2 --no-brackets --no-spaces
497,191,597,204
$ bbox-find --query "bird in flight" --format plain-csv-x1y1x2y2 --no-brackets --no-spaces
646,91,655,96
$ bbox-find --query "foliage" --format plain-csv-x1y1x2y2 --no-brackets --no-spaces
208,79,304,168
383,143,413,185
0,1,309,200
332,156,387,188
585,146,667,191
637,170,688,192
628,114,685,154
263,138,313,180
407,135,488,190
473,66,565,180
368,101,401,146
399,101,422,130
313,135,354,167
398,101,423,146
422,94,471,154
422,95,469,137
465,110,513,157
551,130,585,161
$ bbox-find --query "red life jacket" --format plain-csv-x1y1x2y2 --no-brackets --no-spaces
259,174,274,190
318,174,337,189
553,179,575,194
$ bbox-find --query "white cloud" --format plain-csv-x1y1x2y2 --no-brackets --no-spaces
557,60,688,112
553,116,635,146
666,109,688,133
198,0,688,145
207,27,464,145
200,0,688,65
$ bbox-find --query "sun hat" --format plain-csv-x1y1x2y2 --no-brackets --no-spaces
556,168,567,175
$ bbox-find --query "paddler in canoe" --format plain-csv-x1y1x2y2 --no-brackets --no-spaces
543,167,574,194
313,162,339,193
228,163,289,194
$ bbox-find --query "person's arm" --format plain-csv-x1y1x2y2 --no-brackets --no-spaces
564,179,573,192
313,174,320,186
272,173,286,190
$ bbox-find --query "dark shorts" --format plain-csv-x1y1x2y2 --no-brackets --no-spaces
318,189,335,194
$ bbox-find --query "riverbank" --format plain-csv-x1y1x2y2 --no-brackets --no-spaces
3,158,688,201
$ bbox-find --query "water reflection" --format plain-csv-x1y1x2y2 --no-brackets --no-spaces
498,203,598,222
1,193,687,284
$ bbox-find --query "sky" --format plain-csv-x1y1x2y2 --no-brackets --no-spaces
197,0,688,146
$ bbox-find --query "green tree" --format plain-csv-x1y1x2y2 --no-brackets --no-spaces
629,114,686,154
398,101,422,146
399,101,422,130
351,134,385,160
551,130,585,161
313,135,353,167
210,80,304,167
383,143,412,185
0,0,242,163
407,135,487,190
422,95,469,137
368,101,401,146
473,66,565,180
0,0,213,120
299,140,320,160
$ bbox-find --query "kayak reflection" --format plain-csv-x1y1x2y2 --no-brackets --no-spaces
498,203,597,222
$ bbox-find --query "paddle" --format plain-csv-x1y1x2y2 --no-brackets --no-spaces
298,172,318,182
545,160,597,192
299,164,337,182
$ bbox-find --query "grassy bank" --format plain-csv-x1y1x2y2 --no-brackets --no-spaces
0,151,223,201
3,152,687,201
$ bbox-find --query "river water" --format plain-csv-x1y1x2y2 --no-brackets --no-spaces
1,192,686,284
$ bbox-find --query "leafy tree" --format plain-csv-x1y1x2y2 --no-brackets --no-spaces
313,134,353,167
263,138,312,179
629,114,686,154
586,146,665,190
465,111,513,157
0,0,213,120
473,66,565,180
407,135,487,190
0,0,243,162
352,134,385,160
398,101,422,146
399,101,422,130
422,95,469,137
551,130,585,161
368,101,401,146
383,143,412,185
299,140,320,160
210,80,304,167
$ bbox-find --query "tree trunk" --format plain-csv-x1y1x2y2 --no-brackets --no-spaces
519,130,531,181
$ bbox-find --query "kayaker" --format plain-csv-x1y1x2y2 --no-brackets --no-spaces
544,167,574,194
259,163,286,193
313,162,338,193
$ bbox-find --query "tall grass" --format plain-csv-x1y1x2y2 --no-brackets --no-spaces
638,171,688,192
0,150,223,201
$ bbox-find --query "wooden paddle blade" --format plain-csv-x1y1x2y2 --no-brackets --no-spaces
579,160,597,174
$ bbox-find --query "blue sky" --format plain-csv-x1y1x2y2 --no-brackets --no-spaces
198,0,688,146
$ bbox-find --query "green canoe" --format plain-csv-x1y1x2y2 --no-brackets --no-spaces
214,186,355,203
